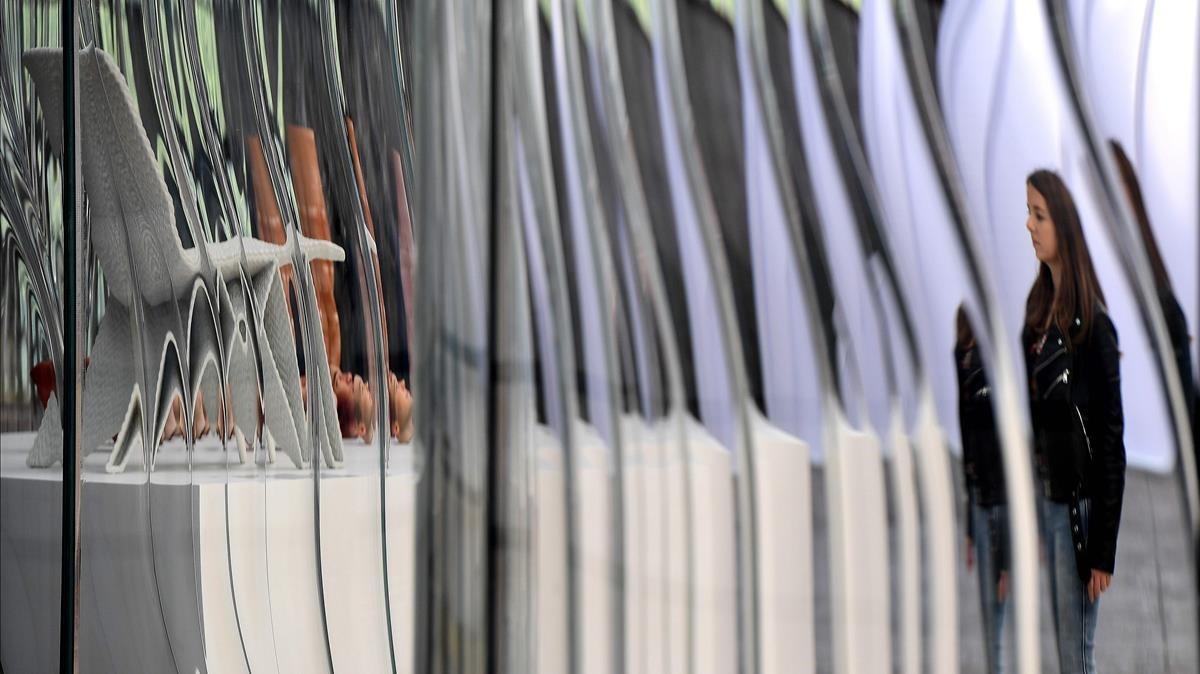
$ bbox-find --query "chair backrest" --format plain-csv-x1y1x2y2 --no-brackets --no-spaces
24,47,189,306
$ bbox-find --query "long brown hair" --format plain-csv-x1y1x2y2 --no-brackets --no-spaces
1024,170,1106,348
1109,140,1173,294
955,304,975,350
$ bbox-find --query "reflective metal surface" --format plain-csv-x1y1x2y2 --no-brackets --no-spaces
1,1,1196,673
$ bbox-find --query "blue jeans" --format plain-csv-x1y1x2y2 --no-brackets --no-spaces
1040,497,1099,674
970,499,1009,674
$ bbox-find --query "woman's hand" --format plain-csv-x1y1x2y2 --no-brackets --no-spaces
997,570,1009,602
1087,569,1112,602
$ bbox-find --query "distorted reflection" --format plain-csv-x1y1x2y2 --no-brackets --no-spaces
1109,140,1196,464
1,0,1196,673
957,306,1010,674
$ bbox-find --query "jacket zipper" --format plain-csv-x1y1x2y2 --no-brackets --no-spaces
1033,345,1067,377
1074,405,1092,459
1043,368,1069,398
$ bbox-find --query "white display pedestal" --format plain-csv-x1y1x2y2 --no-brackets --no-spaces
750,412,814,674
574,422,615,674
533,420,615,674
681,417,738,674
534,425,570,674
3,413,831,674
617,413,817,674
549,414,741,674
620,415,678,674
0,432,415,674
826,417,890,674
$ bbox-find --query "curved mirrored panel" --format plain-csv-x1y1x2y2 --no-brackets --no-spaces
1,1,1196,673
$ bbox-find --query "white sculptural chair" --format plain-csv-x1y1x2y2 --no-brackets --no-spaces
23,46,347,473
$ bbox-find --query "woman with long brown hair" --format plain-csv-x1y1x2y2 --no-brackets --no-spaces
1022,169,1125,674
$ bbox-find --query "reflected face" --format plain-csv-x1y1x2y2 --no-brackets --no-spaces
335,370,368,399
1026,184,1059,266
387,372,413,440
333,369,374,442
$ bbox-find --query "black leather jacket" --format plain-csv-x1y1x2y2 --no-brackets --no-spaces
956,341,1006,508
1023,309,1126,576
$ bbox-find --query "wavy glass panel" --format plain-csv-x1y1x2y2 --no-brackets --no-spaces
0,2,68,671
580,2,695,673
855,2,1004,672
543,3,661,673
623,1,764,672
2,1,1197,672
410,1,495,672
508,3,584,672
328,2,419,671
736,2,925,672
929,0,1198,670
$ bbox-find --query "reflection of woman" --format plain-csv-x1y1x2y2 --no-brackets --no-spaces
1022,170,1125,674
955,308,1008,674
1109,141,1196,468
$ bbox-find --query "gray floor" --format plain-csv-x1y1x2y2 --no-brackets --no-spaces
952,469,1198,673
807,466,1198,673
